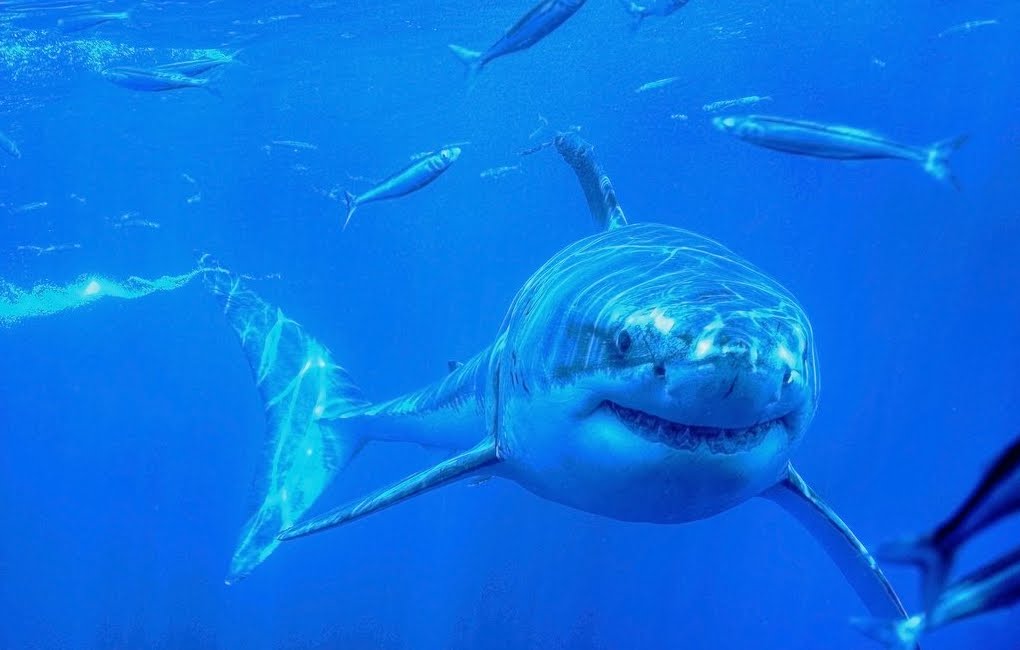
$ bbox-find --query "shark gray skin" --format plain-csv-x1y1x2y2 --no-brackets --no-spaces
448,0,587,78
853,545,1020,649
879,434,1020,608
713,115,967,188
205,133,912,637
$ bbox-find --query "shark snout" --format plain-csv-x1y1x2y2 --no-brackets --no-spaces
659,324,809,429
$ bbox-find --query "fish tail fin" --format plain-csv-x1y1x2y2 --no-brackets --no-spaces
923,134,968,189
342,191,357,230
448,44,483,82
198,255,370,584
878,535,953,608
617,0,646,30
200,78,223,99
850,615,925,649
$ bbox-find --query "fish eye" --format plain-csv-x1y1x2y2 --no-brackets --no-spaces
615,329,633,355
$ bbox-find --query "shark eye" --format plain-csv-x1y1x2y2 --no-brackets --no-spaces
615,329,633,355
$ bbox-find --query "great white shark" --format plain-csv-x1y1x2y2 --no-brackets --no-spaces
204,132,912,636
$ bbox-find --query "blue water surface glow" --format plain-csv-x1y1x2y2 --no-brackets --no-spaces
1,1,1018,648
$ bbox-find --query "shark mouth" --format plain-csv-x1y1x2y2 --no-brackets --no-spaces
602,401,785,454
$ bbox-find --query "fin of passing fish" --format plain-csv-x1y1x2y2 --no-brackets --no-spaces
617,0,648,30
448,44,484,80
762,464,915,643
879,434,1020,608
278,438,500,540
850,615,925,650
343,191,358,230
199,256,370,584
878,535,950,608
922,134,968,189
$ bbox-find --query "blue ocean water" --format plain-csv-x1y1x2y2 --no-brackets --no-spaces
2,1,1018,648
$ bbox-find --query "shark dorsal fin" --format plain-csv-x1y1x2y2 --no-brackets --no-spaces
553,132,628,232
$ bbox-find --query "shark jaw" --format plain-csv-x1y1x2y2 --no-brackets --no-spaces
600,400,793,455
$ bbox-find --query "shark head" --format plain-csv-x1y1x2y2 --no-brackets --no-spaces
496,223,818,521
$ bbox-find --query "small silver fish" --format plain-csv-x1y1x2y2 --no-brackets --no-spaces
480,165,522,179
154,50,241,78
11,201,47,214
635,76,680,93
343,147,461,230
713,114,967,187
58,10,129,33
448,0,587,78
102,67,219,95
270,139,318,151
938,19,999,39
16,243,81,255
702,95,771,113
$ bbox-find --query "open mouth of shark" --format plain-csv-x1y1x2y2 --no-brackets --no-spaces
602,401,787,454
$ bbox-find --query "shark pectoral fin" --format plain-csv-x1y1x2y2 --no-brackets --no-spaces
278,438,500,541
763,464,915,640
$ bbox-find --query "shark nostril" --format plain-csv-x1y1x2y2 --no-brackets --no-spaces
653,364,666,379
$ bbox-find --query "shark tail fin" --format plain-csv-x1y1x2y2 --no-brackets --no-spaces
851,615,925,650
448,44,484,84
922,134,968,189
879,534,953,609
342,191,357,230
199,255,370,585
279,439,499,541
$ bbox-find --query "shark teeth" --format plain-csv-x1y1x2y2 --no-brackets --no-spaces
603,401,779,454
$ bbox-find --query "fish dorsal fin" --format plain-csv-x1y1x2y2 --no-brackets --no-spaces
277,438,500,541
552,132,628,232
762,464,917,647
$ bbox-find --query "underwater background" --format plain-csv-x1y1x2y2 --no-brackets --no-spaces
1,1,1019,648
